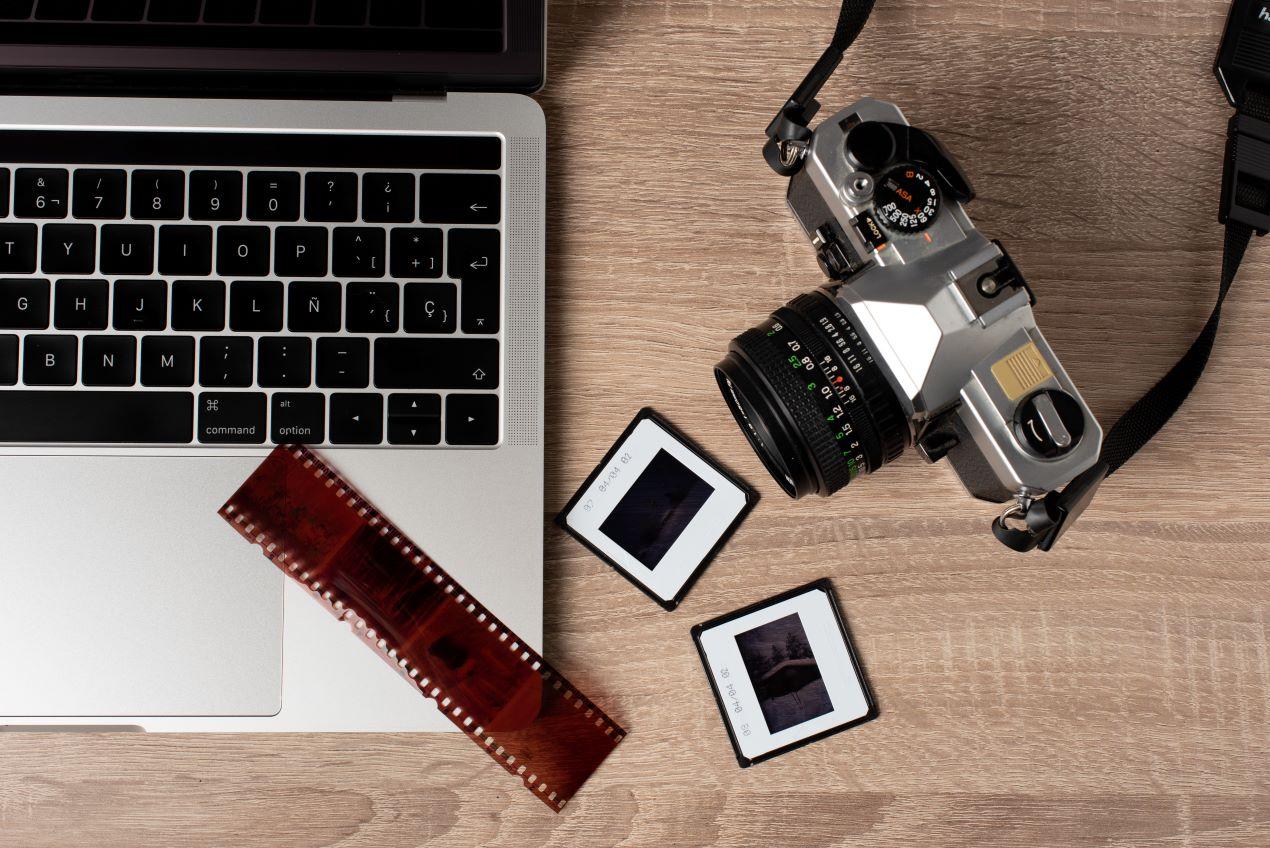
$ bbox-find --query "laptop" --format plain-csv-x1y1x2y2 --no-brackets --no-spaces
0,0,546,732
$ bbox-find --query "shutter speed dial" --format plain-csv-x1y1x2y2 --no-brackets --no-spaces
874,165,940,233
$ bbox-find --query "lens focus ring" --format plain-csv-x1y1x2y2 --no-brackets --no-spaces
791,291,909,465
735,326,855,495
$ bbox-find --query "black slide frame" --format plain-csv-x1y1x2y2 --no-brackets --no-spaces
556,407,757,611
691,579,879,767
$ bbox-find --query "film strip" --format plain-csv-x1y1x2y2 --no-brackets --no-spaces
220,446,624,811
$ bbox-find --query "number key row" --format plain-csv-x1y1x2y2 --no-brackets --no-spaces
0,168,500,224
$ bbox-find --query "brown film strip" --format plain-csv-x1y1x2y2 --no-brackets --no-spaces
220,445,624,811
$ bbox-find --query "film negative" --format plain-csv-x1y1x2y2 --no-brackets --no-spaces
220,446,624,811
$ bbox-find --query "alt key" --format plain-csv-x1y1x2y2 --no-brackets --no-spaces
271,392,326,445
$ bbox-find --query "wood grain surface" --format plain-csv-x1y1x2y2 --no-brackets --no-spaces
3,1,1269,845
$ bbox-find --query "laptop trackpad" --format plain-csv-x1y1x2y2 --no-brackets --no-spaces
0,456,283,717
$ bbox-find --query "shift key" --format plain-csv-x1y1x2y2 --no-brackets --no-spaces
199,392,267,444
374,338,499,389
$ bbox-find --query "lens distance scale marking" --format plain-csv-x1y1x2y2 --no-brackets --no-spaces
763,319,871,481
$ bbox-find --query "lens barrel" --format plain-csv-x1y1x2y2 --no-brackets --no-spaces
715,289,908,498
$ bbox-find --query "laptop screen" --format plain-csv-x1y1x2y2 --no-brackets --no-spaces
0,0,544,93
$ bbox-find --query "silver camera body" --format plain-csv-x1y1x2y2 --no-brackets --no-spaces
788,98,1102,503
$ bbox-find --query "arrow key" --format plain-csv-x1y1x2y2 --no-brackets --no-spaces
420,173,500,224
389,393,441,419
388,393,441,445
329,393,384,445
446,394,499,446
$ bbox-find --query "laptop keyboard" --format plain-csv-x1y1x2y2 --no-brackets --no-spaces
0,129,504,448
0,0,503,51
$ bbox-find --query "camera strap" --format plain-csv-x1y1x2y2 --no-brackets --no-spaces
763,0,876,176
769,0,1264,551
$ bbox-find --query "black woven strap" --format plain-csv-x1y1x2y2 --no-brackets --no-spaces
1099,86,1269,475
829,0,876,51
764,0,876,174
1100,220,1252,474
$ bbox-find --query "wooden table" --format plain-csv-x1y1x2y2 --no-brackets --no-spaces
4,1,1269,845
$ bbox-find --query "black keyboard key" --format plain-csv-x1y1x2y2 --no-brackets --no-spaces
148,0,199,21
333,227,386,278
370,0,421,27
189,171,243,221
362,172,415,223
287,281,341,332
82,335,137,386
171,279,227,331
0,335,15,385
14,168,68,219
131,170,185,220
158,225,213,276
346,282,399,333
258,336,312,388
374,338,499,389
448,228,500,334
217,226,271,276
403,282,456,333
275,227,329,277
35,0,88,19
316,337,369,388
0,224,37,273
420,173,499,224
388,393,440,418
54,279,108,330
247,171,301,222
229,280,284,332
141,335,195,387
23,334,76,385
0,278,50,329
199,336,254,387
387,392,440,445
199,392,267,444
92,0,146,20
305,172,358,222
72,169,126,219
0,391,193,443
330,393,383,445
100,224,155,275
0,168,8,217
315,0,366,24
446,393,499,446
204,0,256,22
390,227,442,278
271,392,325,444
41,224,95,274
0,2,32,20
261,0,314,25
113,279,167,330
426,0,501,29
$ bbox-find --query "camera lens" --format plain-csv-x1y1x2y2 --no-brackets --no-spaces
715,290,909,498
